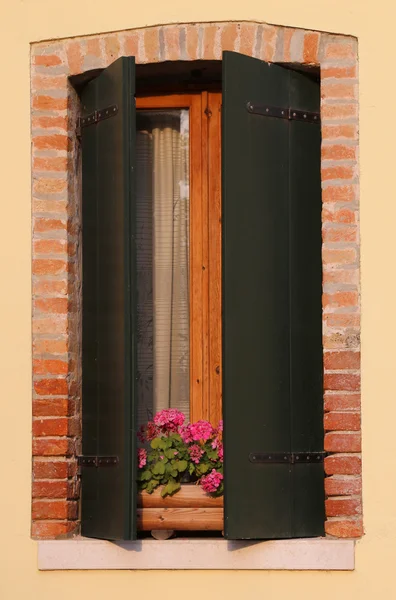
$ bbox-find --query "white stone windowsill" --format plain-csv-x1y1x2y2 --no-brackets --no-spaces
38,537,355,570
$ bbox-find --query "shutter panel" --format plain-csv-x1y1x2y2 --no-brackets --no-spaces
80,57,137,540
222,51,324,539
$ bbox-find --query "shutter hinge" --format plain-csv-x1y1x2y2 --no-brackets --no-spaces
249,452,326,464
246,102,320,124
77,456,119,468
76,104,119,137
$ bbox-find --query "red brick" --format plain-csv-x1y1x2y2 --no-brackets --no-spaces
322,125,357,140
33,398,71,417
322,207,356,224
32,280,68,297
33,239,67,255
163,26,181,61
322,145,356,161
32,481,68,498
33,338,68,355
33,459,68,479
323,331,360,350
322,248,356,265
33,218,66,233
239,23,256,57
321,82,356,100
35,298,68,314
303,32,319,63
31,521,78,539
324,313,360,328
66,41,83,73
322,184,356,203
124,32,139,57
324,351,360,370
283,28,295,62
33,199,66,214
323,226,357,243
33,417,68,437
33,134,68,151
324,42,356,60
323,291,358,309
34,378,68,395
326,497,361,517
321,104,357,120
34,156,68,171
33,359,68,375
325,518,363,538
324,373,360,391
325,454,361,475
324,412,360,431
32,499,77,520
144,28,160,62
33,55,62,67
324,432,361,452
104,36,120,62
32,116,68,131
32,437,72,456
86,37,102,57
324,393,361,411
325,476,362,496
32,317,67,335
33,75,67,90
32,259,67,275
321,66,356,79
186,24,199,59
33,178,67,196
323,268,358,285
322,166,354,181
221,23,238,53
33,96,68,111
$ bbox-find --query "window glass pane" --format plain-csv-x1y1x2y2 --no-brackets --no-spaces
136,109,190,428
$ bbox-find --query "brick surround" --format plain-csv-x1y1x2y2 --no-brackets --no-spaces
31,21,361,540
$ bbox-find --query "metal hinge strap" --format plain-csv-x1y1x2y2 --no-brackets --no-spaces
77,456,119,467
247,102,320,124
77,104,118,136
249,452,326,464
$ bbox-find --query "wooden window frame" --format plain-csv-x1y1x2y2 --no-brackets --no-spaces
136,91,222,426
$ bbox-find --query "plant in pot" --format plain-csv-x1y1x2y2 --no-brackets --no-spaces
137,409,224,533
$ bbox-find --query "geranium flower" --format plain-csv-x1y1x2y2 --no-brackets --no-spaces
200,469,223,493
138,448,147,469
188,444,204,464
189,420,214,442
154,409,185,433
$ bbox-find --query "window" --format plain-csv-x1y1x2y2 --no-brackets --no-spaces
79,52,324,541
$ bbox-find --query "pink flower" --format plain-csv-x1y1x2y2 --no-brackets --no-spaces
217,420,223,433
218,444,223,462
154,409,185,433
189,420,214,442
146,421,159,441
138,448,147,469
188,444,204,464
200,469,223,493
180,424,193,443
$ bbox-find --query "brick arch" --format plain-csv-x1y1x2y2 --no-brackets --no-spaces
31,21,361,540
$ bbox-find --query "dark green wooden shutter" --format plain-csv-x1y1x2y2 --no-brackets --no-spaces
222,51,324,539
80,57,137,540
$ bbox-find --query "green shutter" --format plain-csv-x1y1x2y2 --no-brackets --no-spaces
80,57,137,540
222,51,324,539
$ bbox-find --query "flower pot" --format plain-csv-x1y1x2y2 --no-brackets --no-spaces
137,483,224,531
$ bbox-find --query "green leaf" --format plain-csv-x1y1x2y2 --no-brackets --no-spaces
170,469,178,477
150,437,162,449
165,448,177,459
152,461,166,475
175,459,188,472
161,479,181,497
189,463,195,475
146,479,160,493
198,463,210,474
140,469,152,481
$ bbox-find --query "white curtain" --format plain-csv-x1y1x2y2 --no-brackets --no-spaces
136,110,190,427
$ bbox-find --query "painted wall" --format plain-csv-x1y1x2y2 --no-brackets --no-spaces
0,0,394,598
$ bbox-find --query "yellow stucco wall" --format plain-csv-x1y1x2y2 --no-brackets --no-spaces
0,0,394,597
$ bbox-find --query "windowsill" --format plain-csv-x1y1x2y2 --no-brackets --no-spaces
38,537,354,570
